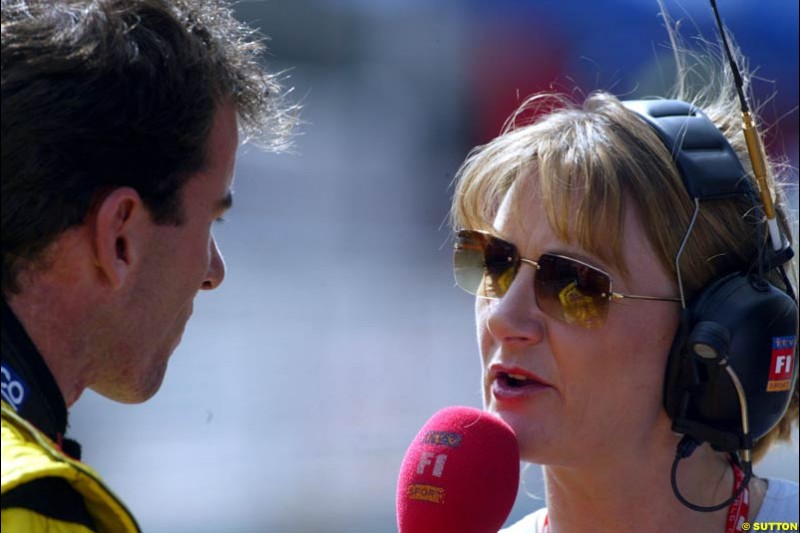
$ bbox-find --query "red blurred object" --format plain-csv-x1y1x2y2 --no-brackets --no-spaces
470,22,568,143
396,406,520,533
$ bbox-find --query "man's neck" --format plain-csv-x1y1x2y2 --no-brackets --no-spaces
542,437,745,533
7,285,97,408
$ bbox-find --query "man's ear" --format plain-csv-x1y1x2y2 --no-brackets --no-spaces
91,187,151,290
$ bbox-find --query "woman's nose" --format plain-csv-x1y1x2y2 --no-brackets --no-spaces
484,264,546,347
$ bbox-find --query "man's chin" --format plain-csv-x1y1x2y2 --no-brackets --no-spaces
89,364,169,404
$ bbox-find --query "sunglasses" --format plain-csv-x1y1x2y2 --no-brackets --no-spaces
453,230,680,328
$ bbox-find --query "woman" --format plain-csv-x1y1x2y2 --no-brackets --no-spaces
448,24,798,533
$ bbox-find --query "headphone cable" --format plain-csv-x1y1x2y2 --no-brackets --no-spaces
670,435,753,513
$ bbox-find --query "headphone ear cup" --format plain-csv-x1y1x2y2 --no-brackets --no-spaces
664,273,798,449
664,309,693,422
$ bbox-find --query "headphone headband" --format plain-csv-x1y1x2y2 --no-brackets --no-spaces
622,99,754,199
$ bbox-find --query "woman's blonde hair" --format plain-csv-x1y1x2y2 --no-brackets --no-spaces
450,22,797,462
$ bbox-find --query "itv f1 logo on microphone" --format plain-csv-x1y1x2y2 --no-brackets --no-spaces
416,451,448,478
767,336,796,392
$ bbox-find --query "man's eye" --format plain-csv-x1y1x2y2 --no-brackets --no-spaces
214,217,227,224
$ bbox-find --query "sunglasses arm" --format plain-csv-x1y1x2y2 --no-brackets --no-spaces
611,293,682,302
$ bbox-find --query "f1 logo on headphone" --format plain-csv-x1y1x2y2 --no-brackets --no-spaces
767,336,796,392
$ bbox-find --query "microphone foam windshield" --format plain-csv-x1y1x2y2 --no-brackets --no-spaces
396,406,520,533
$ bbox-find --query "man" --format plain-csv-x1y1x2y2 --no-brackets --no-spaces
1,1,293,530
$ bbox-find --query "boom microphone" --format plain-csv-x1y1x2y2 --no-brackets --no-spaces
396,406,520,533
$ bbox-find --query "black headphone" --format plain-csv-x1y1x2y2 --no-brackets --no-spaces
623,98,798,510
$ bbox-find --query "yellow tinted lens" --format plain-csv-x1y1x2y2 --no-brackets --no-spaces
536,254,610,328
454,231,518,298
556,281,605,328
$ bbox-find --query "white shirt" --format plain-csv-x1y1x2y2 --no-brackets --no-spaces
500,478,799,532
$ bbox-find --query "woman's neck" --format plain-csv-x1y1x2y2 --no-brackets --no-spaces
542,439,744,533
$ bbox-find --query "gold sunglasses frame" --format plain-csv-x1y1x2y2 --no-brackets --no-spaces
456,229,682,304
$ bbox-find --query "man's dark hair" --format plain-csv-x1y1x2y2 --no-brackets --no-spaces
1,0,293,294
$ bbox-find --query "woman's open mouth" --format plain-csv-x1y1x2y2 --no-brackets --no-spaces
491,367,552,402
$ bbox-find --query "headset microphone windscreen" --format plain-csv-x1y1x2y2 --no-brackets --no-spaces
396,406,520,533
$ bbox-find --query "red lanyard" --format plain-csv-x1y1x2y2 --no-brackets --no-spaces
726,462,749,533
541,463,749,533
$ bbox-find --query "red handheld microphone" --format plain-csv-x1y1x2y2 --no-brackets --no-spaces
396,406,520,533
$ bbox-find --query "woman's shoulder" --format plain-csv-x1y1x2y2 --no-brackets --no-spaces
500,507,547,533
755,478,799,522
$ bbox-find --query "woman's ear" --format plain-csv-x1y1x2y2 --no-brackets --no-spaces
91,187,150,290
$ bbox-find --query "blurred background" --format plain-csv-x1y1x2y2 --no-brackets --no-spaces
69,0,799,531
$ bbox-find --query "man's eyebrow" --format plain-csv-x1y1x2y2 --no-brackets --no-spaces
216,190,234,212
